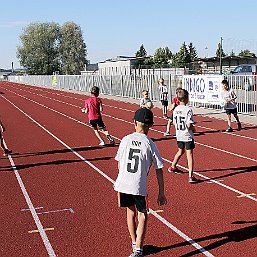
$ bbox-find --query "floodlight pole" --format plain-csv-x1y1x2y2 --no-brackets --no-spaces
220,37,223,75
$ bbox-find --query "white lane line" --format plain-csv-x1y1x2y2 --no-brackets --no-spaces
2,92,257,202
37,208,74,215
2,138,56,257
2,96,214,257
6,84,257,142
161,157,257,202
149,209,215,257
7,88,257,163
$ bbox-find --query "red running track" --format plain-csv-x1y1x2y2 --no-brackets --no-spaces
0,81,256,257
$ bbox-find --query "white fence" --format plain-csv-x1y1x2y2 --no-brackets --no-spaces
8,74,257,116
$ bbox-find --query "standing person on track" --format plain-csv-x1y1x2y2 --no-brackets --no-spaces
82,86,115,146
114,108,167,257
0,117,12,155
221,79,242,132
168,89,199,183
158,78,169,118
139,90,153,109
164,87,182,136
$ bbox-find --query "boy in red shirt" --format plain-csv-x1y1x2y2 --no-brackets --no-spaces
82,86,115,146
164,87,182,136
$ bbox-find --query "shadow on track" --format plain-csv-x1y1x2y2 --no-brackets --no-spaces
144,220,257,256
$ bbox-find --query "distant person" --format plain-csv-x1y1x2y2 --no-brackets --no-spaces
221,79,242,132
158,78,169,118
114,108,167,257
164,87,182,136
0,118,12,155
168,89,199,183
139,90,153,109
82,86,115,146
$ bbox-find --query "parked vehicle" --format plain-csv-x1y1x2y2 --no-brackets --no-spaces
229,64,257,90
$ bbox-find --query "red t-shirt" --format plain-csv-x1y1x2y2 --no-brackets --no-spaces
172,97,180,107
85,96,102,120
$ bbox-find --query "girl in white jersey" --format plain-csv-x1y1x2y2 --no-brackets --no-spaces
114,108,167,257
168,89,199,183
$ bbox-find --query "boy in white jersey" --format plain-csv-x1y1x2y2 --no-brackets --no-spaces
158,78,169,118
221,79,242,132
114,108,167,257
168,89,199,183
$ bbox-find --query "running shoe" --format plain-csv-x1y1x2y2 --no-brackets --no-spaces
168,166,183,174
107,135,115,145
189,176,199,183
237,122,242,131
129,251,144,257
226,127,233,132
4,149,12,155
164,132,171,136
99,141,105,146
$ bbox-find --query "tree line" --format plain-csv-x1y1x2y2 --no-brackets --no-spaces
17,21,256,75
17,21,86,75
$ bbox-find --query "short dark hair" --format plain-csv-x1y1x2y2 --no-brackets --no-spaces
221,79,229,86
177,89,189,102
91,86,100,96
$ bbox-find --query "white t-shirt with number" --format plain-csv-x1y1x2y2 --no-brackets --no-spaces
114,132,164,196
173,105,194,142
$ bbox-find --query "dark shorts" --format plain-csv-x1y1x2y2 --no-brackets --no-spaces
89,119,106,129
119,193,147,213
177,140,195,150
226,108,237,115
161,100,168,106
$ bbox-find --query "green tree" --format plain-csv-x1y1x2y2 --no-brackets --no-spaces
188,42,198,61
152,47,172,67
173,42,191,68
135,44,147,68
135,44,147,58
216,43,226,58
238,49,256,57
17,22,60,75
59,22,87,75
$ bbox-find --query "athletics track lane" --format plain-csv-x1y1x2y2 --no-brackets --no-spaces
0,82,257,257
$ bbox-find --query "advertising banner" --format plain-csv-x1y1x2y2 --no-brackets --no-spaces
183,75,223,104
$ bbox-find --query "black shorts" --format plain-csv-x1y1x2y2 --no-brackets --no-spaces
161,100,168,106
119,193,147,213
226,108,237,115
177,140,195,150
89,119,106,129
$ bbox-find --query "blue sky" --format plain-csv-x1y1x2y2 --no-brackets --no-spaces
1,0,257,69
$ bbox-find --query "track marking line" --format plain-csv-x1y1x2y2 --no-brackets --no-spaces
206,179,224,184
2,97,215,257
2,92,257,202
6,85,257,143
149,209,215,257
37,208,74,215
28,228,54,234
237,193,256,198
147,209,163,214
21,206,44,212
2,137,56,256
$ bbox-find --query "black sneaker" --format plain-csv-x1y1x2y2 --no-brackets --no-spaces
107,135,115,145
226,127,233,132
237,122,242,131
4,149,12,156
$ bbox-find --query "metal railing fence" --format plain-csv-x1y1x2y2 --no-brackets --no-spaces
8,74,257,116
